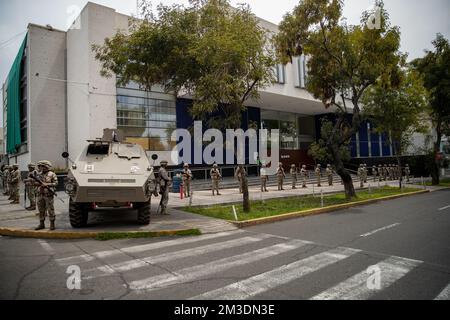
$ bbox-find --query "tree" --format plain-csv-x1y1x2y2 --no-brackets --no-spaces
411,34,450,185
93,0,275,212
275,0,402,199
362,66,429,188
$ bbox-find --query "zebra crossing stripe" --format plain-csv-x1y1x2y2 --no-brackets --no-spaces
84,234,273,279
191,247,361,300
129,239,309,292
56,230,245,265
434,283,450,300
310,256,421,300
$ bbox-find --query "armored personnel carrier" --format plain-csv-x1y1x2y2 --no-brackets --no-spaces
63,129,158,228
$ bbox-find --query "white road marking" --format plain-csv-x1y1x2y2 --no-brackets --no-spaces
84,234,273,278
434,283,450,300
129,239,309,291
191,247,360,300
38,239,55,255
56,230,244,265
360,223,401,237
310,256,421,300
438,205,450,211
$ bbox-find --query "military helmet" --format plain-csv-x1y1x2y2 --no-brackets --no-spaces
37,160,52,169
28,163,36,168
327,164,331,167
183,163,189,167
160,160,168,166
213,163,218,168
302,165,306,168
12,164,19,169
279,162,283,166
291,164,296,167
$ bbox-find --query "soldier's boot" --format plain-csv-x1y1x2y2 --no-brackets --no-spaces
50,221,55,231
27,205,36,211
35,221,45,231
10,200,19,204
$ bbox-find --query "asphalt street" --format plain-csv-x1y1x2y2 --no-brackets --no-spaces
0,189,449,300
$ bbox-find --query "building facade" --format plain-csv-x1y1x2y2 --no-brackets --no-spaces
2,2,427,171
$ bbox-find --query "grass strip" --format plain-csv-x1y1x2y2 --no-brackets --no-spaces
95,229,201,241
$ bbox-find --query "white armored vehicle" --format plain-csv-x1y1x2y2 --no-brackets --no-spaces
63,129,158,228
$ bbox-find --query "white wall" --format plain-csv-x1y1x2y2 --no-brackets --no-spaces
28,24,67,169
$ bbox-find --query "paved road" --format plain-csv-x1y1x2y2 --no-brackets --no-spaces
0,189,449,300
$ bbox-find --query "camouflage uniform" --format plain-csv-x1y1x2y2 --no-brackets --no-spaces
372,165,378,182
158,161,171,215
290,164,298,189
326,164,333,186
378,165,383,182
210,164,222,196
260,164,268,192
23,163,37,210
363,164,368,183
35,161,58,231
235,166,246,194
300,165,308,188
7,166,14,199
276,163,286,191
182,164,193,198
2,165,10,196
358,164,364,188
405,164,410,183
315,164,321,187
382,165,388,181
9,164,21,204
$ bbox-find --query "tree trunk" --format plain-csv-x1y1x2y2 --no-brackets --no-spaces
329,145,356,199
240,164,250,213
432,120,442,185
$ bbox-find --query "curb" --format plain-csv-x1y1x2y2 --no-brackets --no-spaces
229,190,430,228
0,227,201,240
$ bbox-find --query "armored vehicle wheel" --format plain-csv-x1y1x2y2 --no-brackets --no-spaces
136,202,151,225
69,198,89,228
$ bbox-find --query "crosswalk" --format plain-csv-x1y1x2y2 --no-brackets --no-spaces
48,230,449,300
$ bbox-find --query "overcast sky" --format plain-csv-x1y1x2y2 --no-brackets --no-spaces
1,0,449,121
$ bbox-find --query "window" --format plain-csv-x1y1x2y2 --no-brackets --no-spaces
261,110,300,150
274,64,285,84
293,55,308,88
116,84,177,152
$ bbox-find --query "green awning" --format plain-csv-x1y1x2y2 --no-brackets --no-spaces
6,34,27,154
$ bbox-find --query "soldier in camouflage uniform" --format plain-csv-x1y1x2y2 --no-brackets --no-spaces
378,164,383,182
363,164,368,183
300,165,308,188
35,161,58,231
2,165,10,196
405,164,410,183
158,160,172,215
7,166,14,200
260,163,269,192
276,163,286,191
290,164,298,189
358,164,364,188
372,165,378,182
9,164,21,204
210,164,222,196
315,164,322,187
23,163,37,210
326,164,334,186
182,163,193,198
235,166,246,194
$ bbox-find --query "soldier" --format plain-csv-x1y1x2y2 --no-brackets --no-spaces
260,163,269,192
300,165,308,188
405,164,410,183
34,161,58,231
276,163,286,191
315,164,322,187
2,165,10,196
326,164,333,186
158,160,172,215
372,165,378,182
23,163,37,210
7,166,14,200
235,166,246,194
182,163,193,198
378,164,383,182
358,164,364,188
210,164,222,196
9,164,21,204
363,164,368,183
382,164,387,181
290,164,298,189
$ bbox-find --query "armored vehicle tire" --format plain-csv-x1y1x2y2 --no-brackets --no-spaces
136,202,151,225
69,199,89,228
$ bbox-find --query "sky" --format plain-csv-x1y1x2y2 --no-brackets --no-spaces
0,0,449,121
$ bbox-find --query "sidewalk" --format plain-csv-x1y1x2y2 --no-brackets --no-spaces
0,177,440,238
